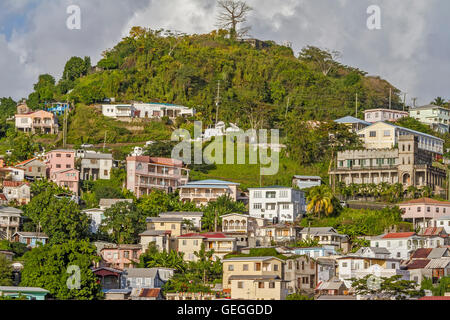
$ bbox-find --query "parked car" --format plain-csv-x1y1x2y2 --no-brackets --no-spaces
340,201,348,208
81,144,94,149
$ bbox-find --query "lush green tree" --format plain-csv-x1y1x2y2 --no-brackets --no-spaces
351,275,424,300
144,141,177,158
3,131,39,163
163,273,212,294
62,56,91,82
431,97,447,107
27,74,56,109
421,276,450,296
100,201,146,244
0,255,13,286
138,244,187,272
20,240,102,300
10,242,30,258
298,46,342,76
286,293,314,300
201,195,246,231
25,187,89,244
136,190,197,217
189,243,223,284
307,185,340,219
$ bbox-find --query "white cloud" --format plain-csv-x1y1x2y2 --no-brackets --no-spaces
0,0,449,105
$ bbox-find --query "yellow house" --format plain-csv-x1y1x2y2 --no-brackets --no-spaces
177,232,237,262
146,217,184,237
222,256,288,300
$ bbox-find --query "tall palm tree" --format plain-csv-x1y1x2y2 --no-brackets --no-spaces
432,97,447,107
306,185,336,219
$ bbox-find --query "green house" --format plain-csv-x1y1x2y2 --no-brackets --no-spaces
0,286,50,300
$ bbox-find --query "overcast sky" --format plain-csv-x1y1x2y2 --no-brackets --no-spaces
0,0,449,106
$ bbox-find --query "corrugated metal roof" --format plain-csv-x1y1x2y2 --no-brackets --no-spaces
425,258,450,269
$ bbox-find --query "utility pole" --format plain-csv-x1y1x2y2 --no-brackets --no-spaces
63,104,68,148
412,98,418,108
389,88,392,110
285,97,290,119
355,93,358,118
403,93,407,111
215,80,221,125
103,131,107,151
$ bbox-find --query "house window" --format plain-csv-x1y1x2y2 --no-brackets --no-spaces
387,241,391,247
384,130,391,137
342,262,348,268
369,131,376,137
228,265,234,271
243,264,248,271
258,282,265,289
238,282,244,289
254,191,262,198
171,224,176,230
418,207,421,212
182,240,187,246
282,204,290,210
266,192,276,198
66,165,71,169
269,282,275,289
302,277,309,284
274,264,279,271
253,203,262,210
56,154,61,158
280,190,288,198
427,207,431,212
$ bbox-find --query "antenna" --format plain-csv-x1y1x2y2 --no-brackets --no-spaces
215,80,221,125
412,97,418,108
389,88,392,110
403,93,407,111
355,93,358,117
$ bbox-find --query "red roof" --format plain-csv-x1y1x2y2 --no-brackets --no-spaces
382,232,416,239
421,227,448,237
139,288,161,298
3,181,29,187
15,158,37,167
400,198,450,206
126,156,183,167
406,259,431,270
411,248,433,259
419,296,450,300
178,232,228,239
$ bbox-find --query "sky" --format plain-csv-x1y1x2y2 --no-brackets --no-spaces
0,0,449,106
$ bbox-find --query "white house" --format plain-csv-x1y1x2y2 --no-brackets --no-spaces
248,186,306,223
292,175,322,190
102,104,134,119
370,232,442,260
133,103,195,119
83,208,105,234
431,215,450,234
79,152,113,181
299,227,350,253
2,181,31,205
0,167,25,182
409,104,450,134
364,108,409,123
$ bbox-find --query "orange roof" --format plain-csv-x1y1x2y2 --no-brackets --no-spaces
138,288,161,298
15,158,37,167
400,198,450,206
382,232,416,239
126,156,184,167
3,181,29,187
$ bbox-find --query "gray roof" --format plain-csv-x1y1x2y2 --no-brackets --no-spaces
123,268,158,278
99,199,133,208
356,247,391,255
334,116,371,126
228,275,282,281
410,104,448,111
300,227,345,237
223,256,283,262
0,286,49,293
0,206,23,215
139,230,170,236
82,153,113,160
159,212,203,217
293,175,322,180
146,217,184,223
428,248,449,259
317,280,345,290
13,232,48,239
425,258,450,269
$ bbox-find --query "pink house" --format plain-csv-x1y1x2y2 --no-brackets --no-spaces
400,198,450,230
126,156,189,198
46,150,79,195
100,244,143,270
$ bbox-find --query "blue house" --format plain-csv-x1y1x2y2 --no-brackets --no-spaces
46,102,71,116
289,246,337,258
12,232,48,248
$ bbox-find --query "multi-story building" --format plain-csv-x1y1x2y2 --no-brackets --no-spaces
255,224,300,246
14,158,46,181
283,255,317,295
222,256,288,300
363,108,409,123
2,181,31,205
102,104,134,119
180,180,240,207
292,175,322,190
146,217,184,238
126,156,189,197
356,122,444,157
80,152,113,181
15,110,58,134
299,227,350,253
370,232,444,260
409,104,450,134
100,245,142,269
133,103,195,119
139,230,171,253
177,232,237,262
248,186,306,223
0,206,22,240
400,198,450,230
221,213,266,247
158,212,203,231
329,135,446,193
50,169,80,195
46,150,76,175
431,215,450,234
